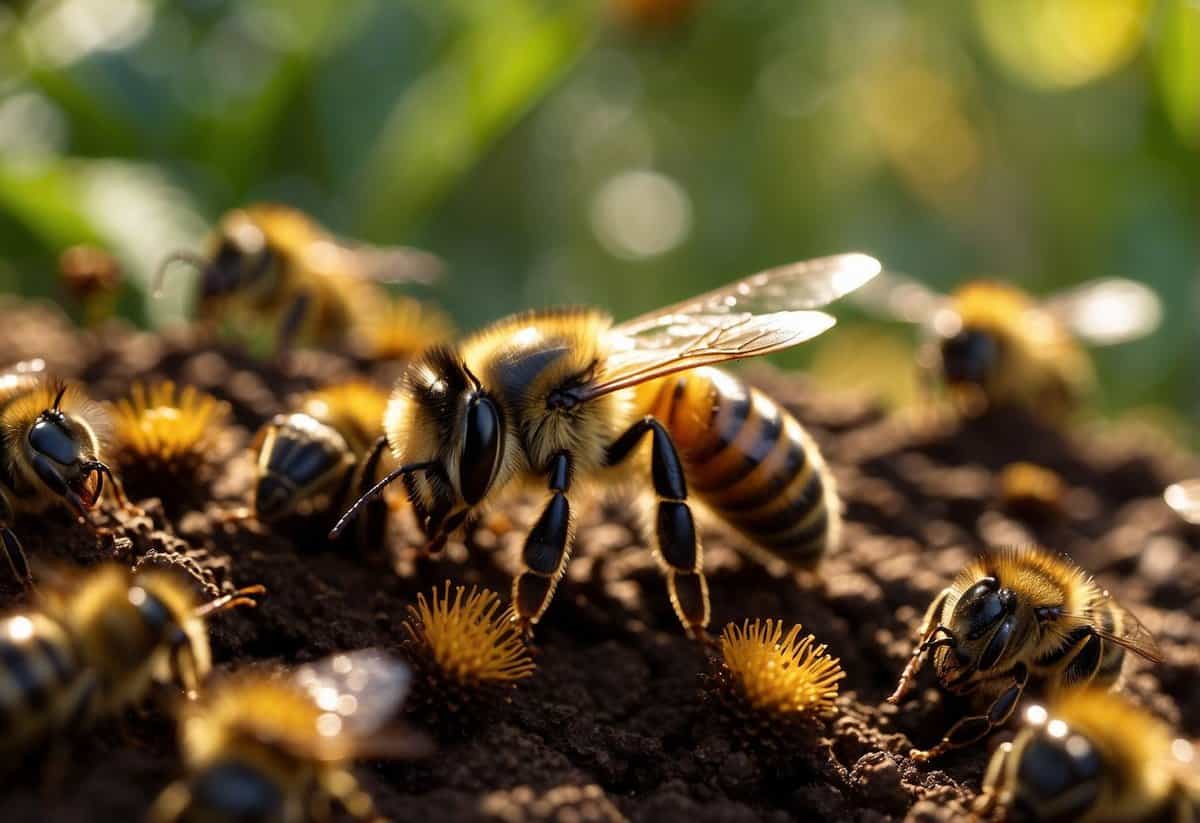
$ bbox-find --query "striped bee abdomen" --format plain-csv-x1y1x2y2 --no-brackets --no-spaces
638,367,839,568
0,612,90,752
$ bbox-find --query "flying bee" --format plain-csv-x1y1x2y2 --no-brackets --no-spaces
0,360,134,587
331,253,882,640
888,546,1162,761
976,689,1199,822
0,563,262,758
854,275,1161,421
155,203,444,355
150,650,424,823
250,382,392,553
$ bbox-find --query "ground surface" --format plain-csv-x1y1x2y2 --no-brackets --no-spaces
0,297,1196,822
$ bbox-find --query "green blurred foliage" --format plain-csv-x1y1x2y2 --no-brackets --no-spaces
0,0,1196,425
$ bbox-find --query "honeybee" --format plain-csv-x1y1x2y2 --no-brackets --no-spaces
150,650,423,823
155,203,443,355
854,275,1161,421
888,546,1161,761
331,253,882,639
976,689,1199,822
250,382,392,553
0,563,261,757
0,360,133,587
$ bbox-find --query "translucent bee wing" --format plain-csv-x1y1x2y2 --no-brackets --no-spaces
580,253,880,400
293,649,413,749
1093,600,1165,664
1042,278,1161,346
1164,479,1200,524
349,244,445,286
848,270,953,328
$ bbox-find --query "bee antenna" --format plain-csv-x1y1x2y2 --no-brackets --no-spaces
462,362,482,391
329,460,438,540
51,381,67,412
153,250,208,297
194,584,267,618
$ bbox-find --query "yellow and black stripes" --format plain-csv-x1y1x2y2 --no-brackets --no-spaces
1030,600,1127,689
0,613,92,752
639,367,837,569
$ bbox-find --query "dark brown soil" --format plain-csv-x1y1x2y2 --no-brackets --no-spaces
0,297,1196,823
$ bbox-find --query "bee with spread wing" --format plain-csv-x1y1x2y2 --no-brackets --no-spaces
854,274,1161,421
332,253,881,640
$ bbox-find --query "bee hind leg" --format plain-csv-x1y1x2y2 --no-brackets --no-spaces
911,664,1028,762
512,451,574,643
606,416,710,641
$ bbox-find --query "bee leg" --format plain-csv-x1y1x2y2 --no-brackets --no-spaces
911,665,1028,762
513,452,574,642
0,526,33,589
606,417,709,640
888,588,953,703
319,767,383,823
275,292,313,361
148,782,192,823
973,740,1014,819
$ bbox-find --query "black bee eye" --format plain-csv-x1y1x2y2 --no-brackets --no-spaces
960,577,1009,640
461,394,503,505
29,418,80,465
941,330,998,384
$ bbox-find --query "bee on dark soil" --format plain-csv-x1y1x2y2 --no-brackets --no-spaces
155,203,443,356
150,650,424,823
0,563,261,758
331,253,881,640
0,360,134,587
855,275,1160,422
976,689,1199,822
250,382,392,554
889,546,1161,761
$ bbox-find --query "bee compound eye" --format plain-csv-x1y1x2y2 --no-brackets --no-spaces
29,418,80,465
461,395,502,505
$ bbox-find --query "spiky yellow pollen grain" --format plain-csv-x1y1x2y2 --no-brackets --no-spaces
720,619,845,720
402,583,535,687
110,382,228,469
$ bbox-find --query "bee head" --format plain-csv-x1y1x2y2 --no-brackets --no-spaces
400,347,506,506
203,217,275,299
26,386,109,515
180,762,285,821
941,576,1028,680
940,328,999,387
1007,716,1103,822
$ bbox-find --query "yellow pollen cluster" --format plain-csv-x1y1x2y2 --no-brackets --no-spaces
402,583,535,686
720,619,845,719
111,382,228,471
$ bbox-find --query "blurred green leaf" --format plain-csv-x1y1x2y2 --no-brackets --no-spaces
352,0,598,240
1153,0,1200,146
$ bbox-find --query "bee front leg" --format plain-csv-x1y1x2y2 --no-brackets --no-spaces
606,416,710,641
911,664,1028,762
888,587,953,703
513,451,574,643
974,740,1015,819
0,497,33,589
